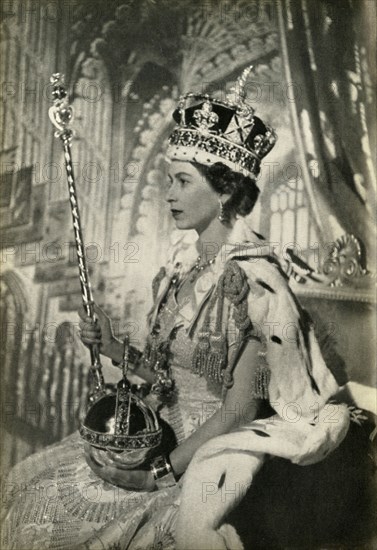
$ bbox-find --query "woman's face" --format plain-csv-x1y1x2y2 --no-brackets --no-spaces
166,161,220,232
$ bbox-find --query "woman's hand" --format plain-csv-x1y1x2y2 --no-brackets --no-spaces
78,303,115,357
85,446,156,491
78,305,154,379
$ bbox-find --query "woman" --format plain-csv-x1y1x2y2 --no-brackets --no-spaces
2,72,350,550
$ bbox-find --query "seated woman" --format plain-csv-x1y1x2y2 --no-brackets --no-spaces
1,70,350,550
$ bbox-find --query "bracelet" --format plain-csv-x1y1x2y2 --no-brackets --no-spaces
150,455,177,490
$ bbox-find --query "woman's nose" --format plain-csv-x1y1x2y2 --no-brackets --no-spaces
166,182,177,203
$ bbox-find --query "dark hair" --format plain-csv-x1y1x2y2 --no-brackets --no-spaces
192,162,260,220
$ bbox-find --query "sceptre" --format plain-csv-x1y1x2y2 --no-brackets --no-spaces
48,73,105,403
48,73,162,467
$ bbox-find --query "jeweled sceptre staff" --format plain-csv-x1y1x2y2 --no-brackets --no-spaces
48,73,162,464
48,73,105,403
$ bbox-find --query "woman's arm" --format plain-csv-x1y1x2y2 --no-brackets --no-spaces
85,337,263,491
169,339,262,476
78,305,156,384
100,337,156,384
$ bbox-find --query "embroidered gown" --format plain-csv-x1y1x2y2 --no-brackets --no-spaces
1,219,350,550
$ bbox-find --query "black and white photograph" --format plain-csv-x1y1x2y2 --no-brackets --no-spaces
1,1,376,548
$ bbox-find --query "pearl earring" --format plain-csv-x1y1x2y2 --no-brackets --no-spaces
218,197,226,223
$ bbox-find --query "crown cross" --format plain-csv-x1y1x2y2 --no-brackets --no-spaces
193,101,219,132
224,115,254,145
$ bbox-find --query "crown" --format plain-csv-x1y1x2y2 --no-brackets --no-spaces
166,66,277,178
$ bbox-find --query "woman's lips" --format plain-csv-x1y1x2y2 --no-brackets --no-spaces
171,209,183,217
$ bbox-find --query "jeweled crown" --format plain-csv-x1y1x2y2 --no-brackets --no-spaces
166,66,277,178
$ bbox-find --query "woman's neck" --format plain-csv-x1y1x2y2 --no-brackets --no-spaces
195,217,235,263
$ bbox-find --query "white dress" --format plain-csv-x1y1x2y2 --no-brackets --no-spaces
1,219,350,550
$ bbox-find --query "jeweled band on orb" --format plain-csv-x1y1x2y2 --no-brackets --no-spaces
79,424,162,451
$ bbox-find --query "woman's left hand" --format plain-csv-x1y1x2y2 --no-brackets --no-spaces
85,448,156,492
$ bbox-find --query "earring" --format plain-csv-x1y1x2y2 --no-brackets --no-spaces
218,198,226,223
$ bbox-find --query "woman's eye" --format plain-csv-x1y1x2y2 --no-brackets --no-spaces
179,178,189,186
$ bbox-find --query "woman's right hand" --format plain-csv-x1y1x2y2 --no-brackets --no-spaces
78,303,115,357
